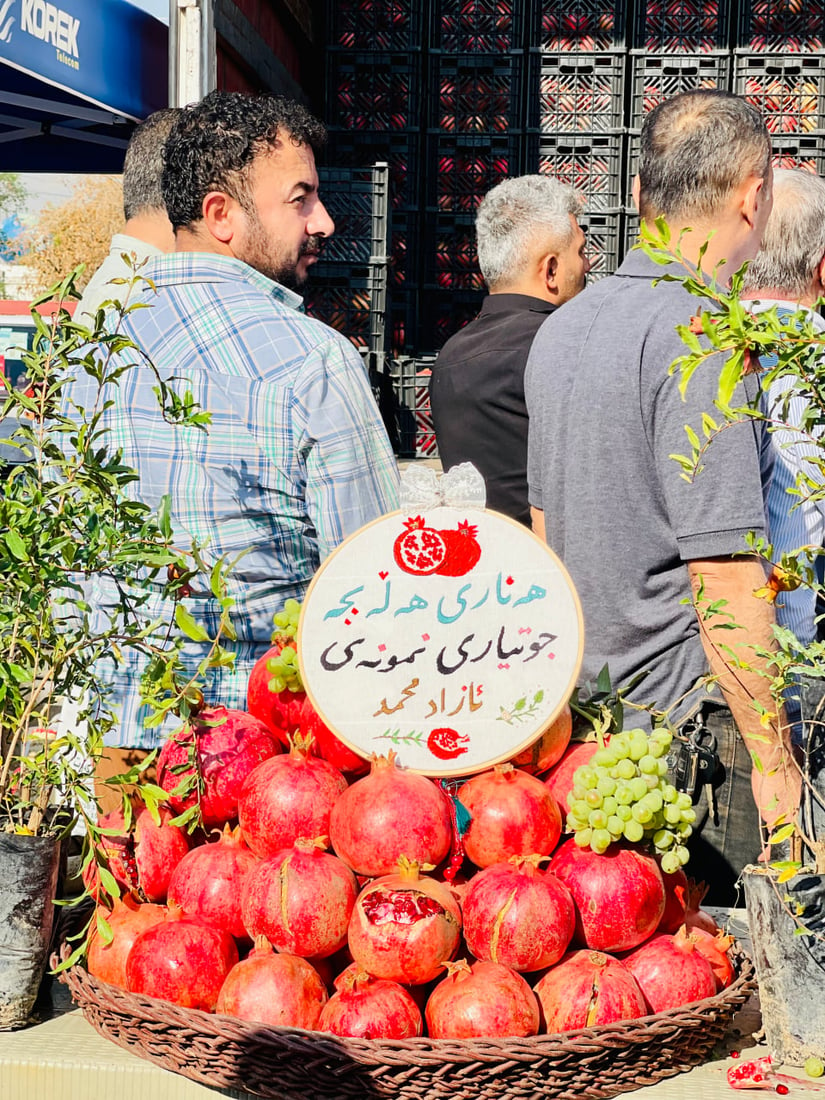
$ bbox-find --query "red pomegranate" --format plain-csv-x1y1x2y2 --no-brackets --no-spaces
238,734,348,859
86,804,189,904
462,856,576,972
689,926,736,990
534,950,647,1032
623,929,717,1012
457,764,562,869
543,740,599,812
319,965,423,1039
157,706,282,828
126,906,238,1011
216,937,328,1028
435,520,482,576
241,838,358,958
246,643,301,739
656,862,689,934
550,838,665,953
86,896,166,989
329,752,452,876
393,515,448,574
510,705,573,775
425,959,540,1039
347,858,462,985
167,825,258,942
247,650,367,774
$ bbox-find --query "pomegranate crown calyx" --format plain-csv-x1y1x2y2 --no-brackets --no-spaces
402,515,428,531
288,730,315,756
509,853,551,872
442,958,473,981
294,835,330,853
395,855,435,881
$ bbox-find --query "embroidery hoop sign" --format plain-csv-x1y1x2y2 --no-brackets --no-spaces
299,507,584,777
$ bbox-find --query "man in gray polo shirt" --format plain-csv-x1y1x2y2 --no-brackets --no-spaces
526,90,798,900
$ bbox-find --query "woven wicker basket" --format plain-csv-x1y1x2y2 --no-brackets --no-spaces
56,940,756,1100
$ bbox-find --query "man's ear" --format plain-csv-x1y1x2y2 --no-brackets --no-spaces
816,254,825,298
631,174,641,214
202,191,242,245
543,252,560,294
740,174,766,230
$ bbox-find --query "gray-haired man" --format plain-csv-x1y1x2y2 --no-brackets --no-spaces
526,91,794,901
77,108,181,323
743,168,825,647
429,175,590,526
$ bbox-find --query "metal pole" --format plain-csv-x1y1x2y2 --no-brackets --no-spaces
169,0,216,108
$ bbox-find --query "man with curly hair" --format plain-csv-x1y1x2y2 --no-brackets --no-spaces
68,92,399,797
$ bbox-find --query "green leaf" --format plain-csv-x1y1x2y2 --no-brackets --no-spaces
769,823,796,845
4,529,27,560
533,689,544,705
157,494,172,539
514,698,526,711
174,604,210,643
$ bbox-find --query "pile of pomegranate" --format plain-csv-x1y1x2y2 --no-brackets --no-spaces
86,684,734,1041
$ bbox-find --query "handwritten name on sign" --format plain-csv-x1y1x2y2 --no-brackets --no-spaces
299,507,584,777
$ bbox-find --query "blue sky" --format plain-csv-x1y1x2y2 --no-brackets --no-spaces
132,0,169,23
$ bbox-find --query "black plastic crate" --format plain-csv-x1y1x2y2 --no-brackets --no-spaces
429,52,524,134
429,0,525,52
629,53,731,130
634,0,731,52
326,131,422,213
326,51,423,131
315,167,379,270
422,214,485,292
426,132,523,213
326,0,423,50
532,0,626,53
304,279,376,349
580,210,622,279
392,355,441,457
770,136,825,175
535,51,625,134
737,0,825,54
735,55,825,136
535,133,623,212
388,212,421,290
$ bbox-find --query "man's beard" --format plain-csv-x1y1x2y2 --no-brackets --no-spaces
237,208,323,290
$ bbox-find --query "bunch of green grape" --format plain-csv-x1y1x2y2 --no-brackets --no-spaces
267,598,303,693
565,727,696,874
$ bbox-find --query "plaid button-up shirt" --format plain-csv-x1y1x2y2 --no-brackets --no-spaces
68,252,399,748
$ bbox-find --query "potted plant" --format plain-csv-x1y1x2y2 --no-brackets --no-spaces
639,220,825,1065
0,270,234,1029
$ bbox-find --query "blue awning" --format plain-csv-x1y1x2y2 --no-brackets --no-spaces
0,0,167,170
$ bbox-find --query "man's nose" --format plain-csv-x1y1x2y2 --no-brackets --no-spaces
309,200,335,238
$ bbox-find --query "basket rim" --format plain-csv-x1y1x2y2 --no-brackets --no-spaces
55,937,756,1062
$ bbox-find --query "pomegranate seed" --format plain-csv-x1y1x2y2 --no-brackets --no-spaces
776,1086,789,1095
731,1051,740,1059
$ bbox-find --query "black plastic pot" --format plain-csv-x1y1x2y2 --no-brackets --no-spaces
0,831,61,1029
743,865,825,1064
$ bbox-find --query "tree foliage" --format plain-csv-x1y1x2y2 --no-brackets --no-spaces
0,270,234,840
20,177,123,296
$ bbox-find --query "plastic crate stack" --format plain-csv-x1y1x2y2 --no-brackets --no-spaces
323,0,424,357
624,0,733,251
421,0,528,356
528,0,626,279
734,0,825,182
304,165,389,356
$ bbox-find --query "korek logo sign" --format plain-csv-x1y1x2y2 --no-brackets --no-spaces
0,1,80,69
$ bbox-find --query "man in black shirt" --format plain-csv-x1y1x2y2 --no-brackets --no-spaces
428,175,590,525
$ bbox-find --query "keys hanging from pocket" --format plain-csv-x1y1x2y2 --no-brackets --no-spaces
671,716,722,826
